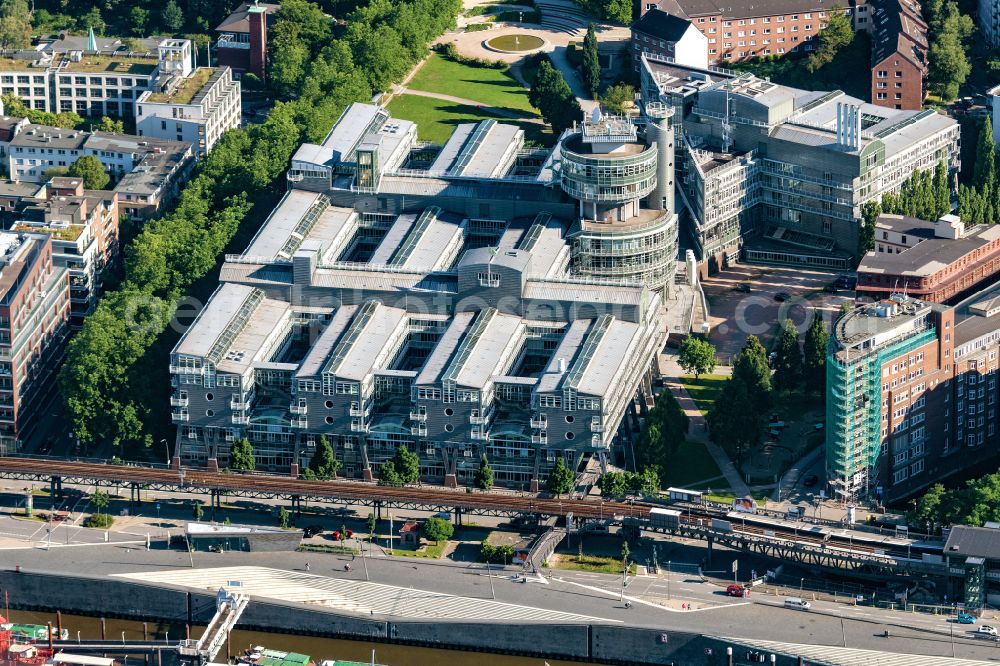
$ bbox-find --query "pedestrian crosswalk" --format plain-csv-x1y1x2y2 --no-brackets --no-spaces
115,566,619,623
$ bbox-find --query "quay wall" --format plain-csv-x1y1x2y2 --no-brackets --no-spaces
0,569,803,665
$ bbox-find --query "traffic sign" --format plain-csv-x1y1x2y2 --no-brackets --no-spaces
732,560,738,573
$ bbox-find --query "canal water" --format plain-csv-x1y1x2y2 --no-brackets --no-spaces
9,611,603,666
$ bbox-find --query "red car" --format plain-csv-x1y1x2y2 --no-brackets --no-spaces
726,584,747,597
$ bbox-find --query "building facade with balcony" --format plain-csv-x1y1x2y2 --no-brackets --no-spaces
827,284,1000,503
10,178,119,327
136,67,242,157
640,54,960,273
170,103,674,488
0,230,71,453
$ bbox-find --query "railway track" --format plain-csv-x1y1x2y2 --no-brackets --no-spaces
0,457,641,519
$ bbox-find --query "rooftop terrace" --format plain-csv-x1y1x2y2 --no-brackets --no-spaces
59,55,158,74
146,67,214,104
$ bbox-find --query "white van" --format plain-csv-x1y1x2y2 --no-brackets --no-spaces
784,597,811,611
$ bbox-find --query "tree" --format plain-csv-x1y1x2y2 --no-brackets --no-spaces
229,437,256,472
90,489,110,517
421,516,454,542
601,83,634,115
597,471,628,499
706,375,764,466
97,117,125,134
605,0,631,23
367,512,377,540
732,335,772,413
192,502,205,521
803,310,830,395
308,435,341,479
529,59,582,137
581,24,600,96
128,6,150,36
927,15,972,102
161,0,184,33
772,320,803,393
278,506,291,528
805,5,852,72
546,456,575,496
377,461,404,487
473,453,494,490
0,0,31,50
974,117,996,194
391,446,420,485
68,155,110,190
858,200,880,259
932,159,951,218
620,539,630,562
678,335,716,379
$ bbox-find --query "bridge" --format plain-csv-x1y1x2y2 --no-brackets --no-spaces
0,456,955,582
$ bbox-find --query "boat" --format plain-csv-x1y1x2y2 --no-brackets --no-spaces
0,623,68,643
0,625,52,666
238,647,386,666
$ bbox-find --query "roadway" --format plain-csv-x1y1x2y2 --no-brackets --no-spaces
5,536,1000,661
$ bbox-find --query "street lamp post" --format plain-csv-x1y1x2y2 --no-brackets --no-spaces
800,577,805,592
160,439,170,465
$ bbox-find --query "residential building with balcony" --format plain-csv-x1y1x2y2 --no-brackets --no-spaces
10,177,119,327
170,102,675,488
857,213,1000,304
827,283,1000,503
869,0,928,111
136,67,242,157
641,0,861,62
214,2,280,82
980,0,1000,46
639,54,960,274
0,230,71,453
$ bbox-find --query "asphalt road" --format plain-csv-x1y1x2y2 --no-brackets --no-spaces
3,516,1000,662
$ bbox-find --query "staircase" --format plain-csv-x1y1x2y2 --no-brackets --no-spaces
534,0,596,35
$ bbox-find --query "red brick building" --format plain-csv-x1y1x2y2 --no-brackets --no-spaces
642,0,853,62
0,230,70,453
856,214,1000,304
214,2,280,82
869,0,927,110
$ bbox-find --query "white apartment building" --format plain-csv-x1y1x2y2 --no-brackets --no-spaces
136,67,241,156
0,36,194,118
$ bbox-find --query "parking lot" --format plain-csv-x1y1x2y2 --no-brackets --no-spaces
701,263,854,363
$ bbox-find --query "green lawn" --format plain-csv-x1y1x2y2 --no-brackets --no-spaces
407,54,539,115
390,539,448,559
661,440,724,488
550,553,638,575
704,491,772,504
680,374,728,416
387,94,551,146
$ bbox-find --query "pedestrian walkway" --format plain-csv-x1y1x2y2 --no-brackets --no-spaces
772,446,824,502
117,566,620,624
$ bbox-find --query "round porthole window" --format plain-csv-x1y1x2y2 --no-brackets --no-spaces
445,423,454,432
565,415,574,423
206,409,215,417
205,392,214,401
565,432,575,440
325,416,334,425
325,400,334,409
445,408,454,417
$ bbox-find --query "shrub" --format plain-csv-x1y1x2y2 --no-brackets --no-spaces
465,22,491,31
84,513,115,528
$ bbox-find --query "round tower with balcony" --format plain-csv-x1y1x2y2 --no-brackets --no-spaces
561,105,678,296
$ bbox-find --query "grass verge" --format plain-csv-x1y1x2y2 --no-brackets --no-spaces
390,540,448,559
550,553,638,575
661,440,724,488
680,374,728,416
387,94,551,145
298,543,359,555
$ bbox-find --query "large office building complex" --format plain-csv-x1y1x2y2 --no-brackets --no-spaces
137,67,242,157
170,103,678,486
639,54,959,272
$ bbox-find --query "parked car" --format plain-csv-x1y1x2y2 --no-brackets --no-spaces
958,613,977,624
803,474,819,487
978,625,997,637
726,584,747,597
774,292,791,302
734,283,752,293
784,597,811,610
302,524,325,538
